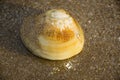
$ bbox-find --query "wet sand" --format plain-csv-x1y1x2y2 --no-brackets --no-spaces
0,0,120,80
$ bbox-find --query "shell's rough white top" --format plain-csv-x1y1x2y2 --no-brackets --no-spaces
51,10,69,19
46,9,74,31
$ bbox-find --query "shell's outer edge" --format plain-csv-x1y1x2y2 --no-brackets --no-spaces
20,9,84,60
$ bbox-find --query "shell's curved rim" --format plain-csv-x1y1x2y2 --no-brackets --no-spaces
20,9,85,60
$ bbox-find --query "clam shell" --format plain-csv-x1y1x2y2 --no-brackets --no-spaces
20,9,84,60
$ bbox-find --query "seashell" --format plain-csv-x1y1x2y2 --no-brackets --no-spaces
20,9,84,60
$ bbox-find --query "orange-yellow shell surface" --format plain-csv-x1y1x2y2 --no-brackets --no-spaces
20,9,84,60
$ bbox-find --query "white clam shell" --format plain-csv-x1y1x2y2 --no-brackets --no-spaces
20,9,84,60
